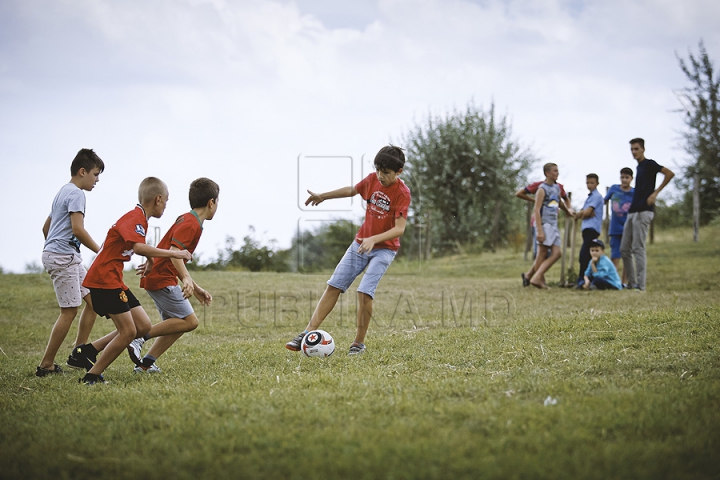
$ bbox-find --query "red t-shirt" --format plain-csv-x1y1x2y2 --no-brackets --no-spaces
83,205,148,290
354,173,411,251
140,211,203,291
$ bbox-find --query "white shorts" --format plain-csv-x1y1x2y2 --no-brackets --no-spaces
41,251,89,308
537,223,561,248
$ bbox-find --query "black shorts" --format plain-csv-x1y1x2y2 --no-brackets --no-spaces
89,288,141,319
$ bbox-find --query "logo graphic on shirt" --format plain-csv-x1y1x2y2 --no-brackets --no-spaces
135,224,146,236
122,249,134,258
547,194,559,210
367,191,391,218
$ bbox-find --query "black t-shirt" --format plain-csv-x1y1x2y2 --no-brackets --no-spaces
629,158,664,213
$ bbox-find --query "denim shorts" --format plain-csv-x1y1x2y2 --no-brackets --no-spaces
146,285,195,320
327,241,397,299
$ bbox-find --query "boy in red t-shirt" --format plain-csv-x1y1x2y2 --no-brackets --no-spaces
125,178,219,373
285,145,411,355
72,177,191,384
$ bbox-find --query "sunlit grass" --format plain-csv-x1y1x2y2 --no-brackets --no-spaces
1,226,719,479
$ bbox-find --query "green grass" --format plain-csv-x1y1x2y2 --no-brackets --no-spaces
1,226,719,479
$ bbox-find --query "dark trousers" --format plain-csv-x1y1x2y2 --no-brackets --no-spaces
589,277,620,290
578,228,600,285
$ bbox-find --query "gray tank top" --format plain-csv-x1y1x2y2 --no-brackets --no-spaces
539,182,561,225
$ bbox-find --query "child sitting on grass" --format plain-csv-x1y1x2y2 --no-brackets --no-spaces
582,239,622,290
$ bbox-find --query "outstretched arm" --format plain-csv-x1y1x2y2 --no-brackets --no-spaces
134,243,192,261
305,186,357,206
647,167,675,206
515,188,534,203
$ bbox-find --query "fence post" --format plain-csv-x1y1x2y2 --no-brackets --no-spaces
524,202,533,261
693,173,700,242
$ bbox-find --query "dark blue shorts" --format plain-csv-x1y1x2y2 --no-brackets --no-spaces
609,235,622,259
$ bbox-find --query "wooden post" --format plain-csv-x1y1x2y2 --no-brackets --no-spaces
570,218,578,285
524,202,533,261
560,192,572,285
693,173,700,242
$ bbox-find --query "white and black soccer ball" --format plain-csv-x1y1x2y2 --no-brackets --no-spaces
301,330,335,357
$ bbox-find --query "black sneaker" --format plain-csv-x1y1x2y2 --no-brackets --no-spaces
67,344,97,371
521,273,530,288
79,373,106,385
35,364,63,377
285,332,306,351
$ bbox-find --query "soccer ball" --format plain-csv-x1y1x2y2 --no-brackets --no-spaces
301,330,335,357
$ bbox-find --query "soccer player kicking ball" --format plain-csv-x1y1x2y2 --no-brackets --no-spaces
285,145,411,356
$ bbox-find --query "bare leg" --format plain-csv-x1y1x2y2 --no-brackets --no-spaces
88,307,151,375
354,292,373,344
39,306,78,369
612,257,626,285
530,245,561,288
144,314,199,360
73,294,97,347
306,285,342,330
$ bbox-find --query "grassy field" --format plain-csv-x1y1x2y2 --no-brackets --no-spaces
1,226,719,479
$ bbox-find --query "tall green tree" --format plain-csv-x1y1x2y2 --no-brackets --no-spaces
676,40,720,224
402,101,536,254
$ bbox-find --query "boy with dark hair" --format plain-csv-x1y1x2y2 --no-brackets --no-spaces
71,177,191,384
36,149,104,377
604,167,634,285
574,173,603,288
126,178,219,373
516,177,572,286
285,145,411,355
523,163,571,289
621,138,674,291
582,239,622,290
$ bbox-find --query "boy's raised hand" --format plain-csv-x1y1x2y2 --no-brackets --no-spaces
305,190,324,206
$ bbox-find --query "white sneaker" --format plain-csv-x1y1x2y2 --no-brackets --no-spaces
133,363,161,373
127,338,146,366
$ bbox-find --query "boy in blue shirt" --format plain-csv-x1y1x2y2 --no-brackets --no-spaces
582,239,622,290
574,173,603,288
604,167,634,285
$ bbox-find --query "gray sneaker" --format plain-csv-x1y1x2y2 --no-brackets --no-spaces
285,332,306,351
133,363,161,373
127,338,145,366
348,342,366,356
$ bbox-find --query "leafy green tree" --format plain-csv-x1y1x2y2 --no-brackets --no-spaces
203,227,290,272
402,101,536,253
676,40,720,224
292,219,359,272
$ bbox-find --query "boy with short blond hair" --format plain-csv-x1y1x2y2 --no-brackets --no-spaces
126,178,219,373
71,177,191,384
36,149,104,377
285,145,411,355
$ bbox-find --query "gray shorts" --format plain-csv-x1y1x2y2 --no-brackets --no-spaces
538,223,561,247
42,251,89,308
146,285,195,320
327,241,396,299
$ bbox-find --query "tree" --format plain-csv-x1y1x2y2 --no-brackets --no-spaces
203,227,290,272
676,40,720,225
402,101,536,254
291,219,359,272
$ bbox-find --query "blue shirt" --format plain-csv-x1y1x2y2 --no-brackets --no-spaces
581,189,603,233
604,184,635,236
629,159,663,213
585,255,622,290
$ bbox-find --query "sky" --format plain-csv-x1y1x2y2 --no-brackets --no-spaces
1,0,718,273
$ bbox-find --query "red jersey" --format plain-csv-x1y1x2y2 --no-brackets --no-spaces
140,211,203,291
354,173,411,251
83,205,148,290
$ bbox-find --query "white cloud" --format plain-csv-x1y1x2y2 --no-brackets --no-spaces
0,0,718,272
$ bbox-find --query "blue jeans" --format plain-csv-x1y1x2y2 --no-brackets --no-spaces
327,241,397,299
